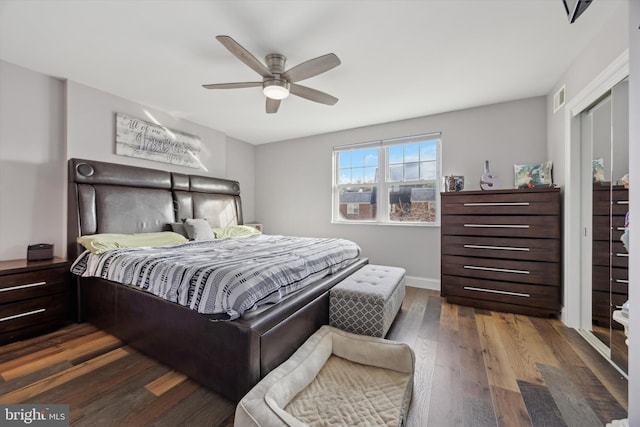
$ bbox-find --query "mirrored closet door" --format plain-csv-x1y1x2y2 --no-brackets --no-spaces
580,78,629,374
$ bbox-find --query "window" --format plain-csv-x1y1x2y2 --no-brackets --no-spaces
333,133,441,225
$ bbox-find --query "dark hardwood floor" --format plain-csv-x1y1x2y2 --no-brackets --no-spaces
0,287,628,426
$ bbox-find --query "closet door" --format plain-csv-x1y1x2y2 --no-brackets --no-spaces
582,78,629,375
610,79,629,373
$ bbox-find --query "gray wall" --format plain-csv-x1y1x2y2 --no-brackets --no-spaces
0,61,66,260
547,2,629,188
0,61,256,260
255,96,547,287
66,81,226,177
628,0,638,422
226,135,256,223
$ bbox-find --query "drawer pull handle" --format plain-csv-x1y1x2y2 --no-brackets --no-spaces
463,265,530,275
464,224,530,229
616,253,629,258
0,281,46,293
463,202,530,207
463,286,530,298
616,200,629,205
615,279,629,284
0,308,46,323
617,227,626,231
464,244,530,252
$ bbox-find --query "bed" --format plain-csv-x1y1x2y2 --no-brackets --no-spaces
67,158,367,403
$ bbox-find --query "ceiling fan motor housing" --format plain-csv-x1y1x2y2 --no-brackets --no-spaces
265,53,287,74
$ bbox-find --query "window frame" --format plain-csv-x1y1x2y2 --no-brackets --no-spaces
332,133,442,226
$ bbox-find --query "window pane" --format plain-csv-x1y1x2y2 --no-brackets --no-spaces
389,164,403,181
364,148,378,167
352,167,365,184
352,150,365,167
405,162,419,180
404,143,419,163
338,186,377,221
339,168,351,184
388,184,436,223
388,145,403,164
420,160,437,180
420,141,437,161
364,166,377,183
339,151,351,168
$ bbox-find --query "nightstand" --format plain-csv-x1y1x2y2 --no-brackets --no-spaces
0,257,72,344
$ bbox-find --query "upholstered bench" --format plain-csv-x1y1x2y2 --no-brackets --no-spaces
234,325,414,427
329,264,406,337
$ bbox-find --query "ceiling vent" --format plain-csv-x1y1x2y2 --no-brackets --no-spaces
553,85,566,114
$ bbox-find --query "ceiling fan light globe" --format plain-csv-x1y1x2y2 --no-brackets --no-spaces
263,80,290,100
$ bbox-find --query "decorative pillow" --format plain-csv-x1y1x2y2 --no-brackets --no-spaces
77,232,188,254
514,161,553,189
592,158,605,183
183,218,215,241
170,222,188,238
213,225,262,239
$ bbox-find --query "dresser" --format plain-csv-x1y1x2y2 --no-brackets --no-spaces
592,184,628,328
0,257,72,344
441,187,561,317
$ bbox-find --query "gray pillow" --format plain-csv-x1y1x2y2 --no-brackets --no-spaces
170,222,188,238
183,218,215,241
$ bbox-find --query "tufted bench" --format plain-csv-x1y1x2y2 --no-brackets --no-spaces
329,264,406,337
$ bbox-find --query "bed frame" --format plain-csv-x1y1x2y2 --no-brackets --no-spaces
67,158,367,402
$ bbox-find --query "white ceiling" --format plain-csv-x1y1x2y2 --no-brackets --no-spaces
0,1,621,145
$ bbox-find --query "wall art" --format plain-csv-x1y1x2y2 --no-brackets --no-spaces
115,113,202,169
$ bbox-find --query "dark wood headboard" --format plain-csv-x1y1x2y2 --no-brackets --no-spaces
67,158,243,258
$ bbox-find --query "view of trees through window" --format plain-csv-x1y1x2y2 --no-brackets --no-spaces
334,135,440,224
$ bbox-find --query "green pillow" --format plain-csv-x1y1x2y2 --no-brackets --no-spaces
77,231,188,254
212,225,261,239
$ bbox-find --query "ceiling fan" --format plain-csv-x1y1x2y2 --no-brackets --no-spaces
202,35,341,114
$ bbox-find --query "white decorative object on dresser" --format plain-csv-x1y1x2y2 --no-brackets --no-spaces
440,187,561,317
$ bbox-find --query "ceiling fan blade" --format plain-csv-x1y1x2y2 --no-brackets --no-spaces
289,84,338,105
216,35,273,78
202,82,262,89
282,53,341,83
266,98,281,114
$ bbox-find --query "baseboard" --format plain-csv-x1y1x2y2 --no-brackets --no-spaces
405,276,440,291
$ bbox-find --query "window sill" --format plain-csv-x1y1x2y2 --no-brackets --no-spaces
332,220,440,227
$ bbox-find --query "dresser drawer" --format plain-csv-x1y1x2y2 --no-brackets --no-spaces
593,241,628,268
442,235,559,262
442,215,560,239
593,215,626,241
441,190,559,216
0,266,69,304
442,255,559,286
592,265,628,294
592,291,627,328
442,275,561,311
593,186,628,216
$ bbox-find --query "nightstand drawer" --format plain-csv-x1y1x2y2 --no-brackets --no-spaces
0,266,69,304
0,292,71,341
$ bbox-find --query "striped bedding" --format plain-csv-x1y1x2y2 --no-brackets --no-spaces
71,234,360,320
